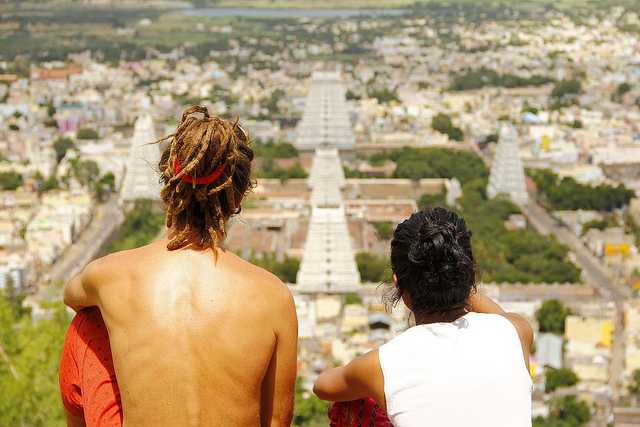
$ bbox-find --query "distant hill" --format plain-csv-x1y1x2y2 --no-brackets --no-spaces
208,0,418,8
4,0,638,13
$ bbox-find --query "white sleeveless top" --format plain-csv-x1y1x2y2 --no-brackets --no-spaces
379,312,532,427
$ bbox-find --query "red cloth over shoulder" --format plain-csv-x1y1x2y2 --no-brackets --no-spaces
329,398,393,427
59,307,123,427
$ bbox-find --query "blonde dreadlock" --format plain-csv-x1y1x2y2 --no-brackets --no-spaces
156,105,255,252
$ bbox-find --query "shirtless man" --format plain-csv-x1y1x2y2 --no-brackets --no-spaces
62,106,298,426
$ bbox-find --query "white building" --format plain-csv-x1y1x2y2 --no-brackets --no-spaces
295,71,355,151
121,114,161,202
296,148,361,291
487,125,529,205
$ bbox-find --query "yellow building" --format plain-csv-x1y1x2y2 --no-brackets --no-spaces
565,316,614,348
605,243,630,257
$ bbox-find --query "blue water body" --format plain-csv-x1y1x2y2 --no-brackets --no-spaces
182,7,408,18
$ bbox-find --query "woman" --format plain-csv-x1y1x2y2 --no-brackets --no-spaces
314,207,533,427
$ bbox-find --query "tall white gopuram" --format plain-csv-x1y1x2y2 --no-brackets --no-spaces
295,71,355,151
296,148,361,291
121,114,161,202
487,124,529,205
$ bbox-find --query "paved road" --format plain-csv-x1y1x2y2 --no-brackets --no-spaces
521,198,627,400
471,142,628,400
37,194,125,302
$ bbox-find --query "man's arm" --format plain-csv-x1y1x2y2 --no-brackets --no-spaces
313,350,385,411
260,285,298,427
63,258,104,312
468,291,534,369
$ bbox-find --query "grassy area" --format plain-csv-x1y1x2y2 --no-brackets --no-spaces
213,0,417,8
208,0,640,13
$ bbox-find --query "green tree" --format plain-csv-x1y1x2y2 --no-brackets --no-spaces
2,275,29,318
431,113,464,141
356,252,392,283
293,378,329,427
368,152,387,166
76,128,99,140
46,102,56,118
253,139,299,159
372,221,394,240
545,367,579,393
346,89,361,100
551,79,582,99
389,147,487,183
529,169,634,211
615,82,632,101
581,217,616,235
450,68,553,91
41,175,60,192
257,159,308,180
73,159,100,188
250,253,300,284
0,171,23,191
94,172,116,202
628,368,640,398
418,191,447,209
533,395,591,427
368,87,399,104
536,300,570,335
106,199,165,253
344,293,363,305
53,137,75,164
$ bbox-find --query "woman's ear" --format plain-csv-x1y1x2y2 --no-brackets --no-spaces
393,274,398,286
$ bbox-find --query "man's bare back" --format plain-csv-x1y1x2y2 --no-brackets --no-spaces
64,237,297,426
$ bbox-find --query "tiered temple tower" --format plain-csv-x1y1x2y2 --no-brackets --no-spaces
295,71,360,292
121,114,161,203
295,71,355,151
296,148,361,291
487,124,529,205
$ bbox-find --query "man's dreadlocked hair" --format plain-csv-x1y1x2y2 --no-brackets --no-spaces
156,105,254,251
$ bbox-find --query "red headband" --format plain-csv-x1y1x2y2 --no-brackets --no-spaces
173,157,226,185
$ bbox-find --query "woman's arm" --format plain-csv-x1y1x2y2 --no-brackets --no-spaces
469,291,534,370
313,350,386,411
467,292,506,315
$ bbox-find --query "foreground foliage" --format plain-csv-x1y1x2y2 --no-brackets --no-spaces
0,294,69,427
293,378,329,427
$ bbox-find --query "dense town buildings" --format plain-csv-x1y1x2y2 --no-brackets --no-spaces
3,3,640,424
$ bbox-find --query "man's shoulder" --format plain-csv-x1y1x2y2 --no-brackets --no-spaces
232,254,293,304
83,246,146,285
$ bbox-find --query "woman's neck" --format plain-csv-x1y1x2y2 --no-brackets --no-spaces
414,307,468,326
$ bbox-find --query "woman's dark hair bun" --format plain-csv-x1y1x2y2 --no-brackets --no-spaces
390,207,476,313
407,221,458,269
